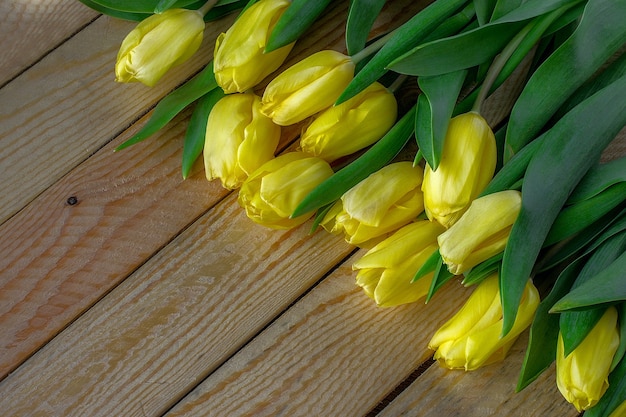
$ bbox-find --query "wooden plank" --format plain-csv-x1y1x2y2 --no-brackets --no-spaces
378,333,578,417
163,262,471,417
0,0,99,86
0,0,431,378
0,14,220,224
0,193,354,416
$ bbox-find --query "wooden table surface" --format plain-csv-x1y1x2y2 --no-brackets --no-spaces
1,1,621,416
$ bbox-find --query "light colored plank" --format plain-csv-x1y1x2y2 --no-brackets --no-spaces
0,13,222,224
0,0,99,85
164,261,471,417
379,333,578,417
0,192,353,416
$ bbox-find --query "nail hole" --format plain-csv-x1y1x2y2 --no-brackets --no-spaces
66,196,78,206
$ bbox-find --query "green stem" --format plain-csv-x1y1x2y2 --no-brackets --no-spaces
197,0,219,16
388,74,409,94
350,31,396,65
471,20,533,114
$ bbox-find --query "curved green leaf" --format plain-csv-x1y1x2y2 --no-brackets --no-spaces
78,0,151,20
559,230,626,356
89,0,199,12
345,0,387,55
389,19,525,77
516,257,581,391
336,0,468,104
491,0,524,21
412,248,441,283
265,0,331,52
425,256,455,303
474,0,497,25
500,74,626,336
116,63,218,151
505,0,626,161
417,70,467,170
462,252,502,286
182,88,225,179
568,157,626,204
204,0,248,21
291,106,416,218
551,248,626,312
544,182,626,246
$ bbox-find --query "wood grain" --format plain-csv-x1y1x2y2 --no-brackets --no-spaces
164,262,471,417
0,192,354,416
0,0,98,86
379,333,579,417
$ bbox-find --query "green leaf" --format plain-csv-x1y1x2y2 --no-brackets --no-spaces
516,258,581,391
425,256,455,303
115,63,218,151
544,182,626,246
181,88,225,179
389,19,525,77
583,345,626,417
559,231,626,355
77,0,151,20
88,0,200,13
550,247,626,312
345,0,387,55
416,70,467,170
538,208,626,272
613,302,626,371
462,252,502,286
500,74,626,336
474,0,498,25
491,0,524,21
504,0,626,161
568,157,626,204
204,0,248,22
412,249,441,283
265,0,331,52
337,0,468,104
291,105,417,218
309,203,335,233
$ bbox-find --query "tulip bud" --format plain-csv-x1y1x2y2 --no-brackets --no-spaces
238,152,334,229
321,162,425,246
556,307,619,412
261,50,355,126
422,112,497,228
214,0,294,93
299,82,397,162
428,273,539,370
438,190,521,275
115,9,205,87
204,93,280,189
353,220,445,307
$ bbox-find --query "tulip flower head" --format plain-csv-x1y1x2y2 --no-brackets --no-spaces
422,112,497,228
261,50,355,126
204,93,280,190
428,273,539,370
238,152,334,229
321,162,425,246
214,0,294,93
115,9,205,87
299,82,397,162
438,190,522,275
556,307,620,412
353,220,445,307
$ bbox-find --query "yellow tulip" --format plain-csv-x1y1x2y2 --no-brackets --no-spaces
428,273,539,370
261,50,355,126
299,82,397,162
214,0,294,93
238,152,334,229
438,190,522,275
556,307,620,412
204,93,280,189
353,220,445,307
422,112,497,228
321,162,424,246
115,9,205,87
608,401,626,417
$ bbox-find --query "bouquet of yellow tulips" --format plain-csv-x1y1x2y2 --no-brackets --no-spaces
79,0,626,414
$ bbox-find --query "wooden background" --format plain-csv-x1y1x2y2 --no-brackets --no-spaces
1,0,622,415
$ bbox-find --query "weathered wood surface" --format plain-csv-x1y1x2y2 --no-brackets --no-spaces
0,0,622,416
